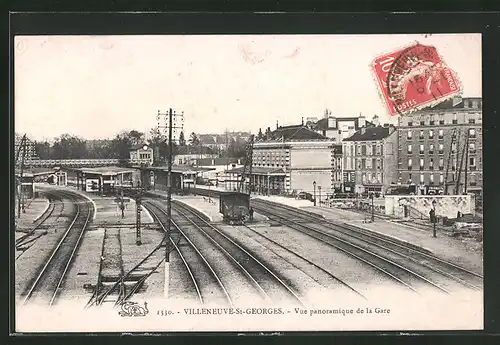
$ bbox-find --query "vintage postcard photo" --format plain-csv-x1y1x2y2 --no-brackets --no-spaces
13,34,483,332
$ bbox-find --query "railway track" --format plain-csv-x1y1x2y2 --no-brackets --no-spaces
145,200,232,306
15,191,67,259
252,201,451,295
235,224,367,300
22,190,93,306
252,199,482,294
171,200,307,307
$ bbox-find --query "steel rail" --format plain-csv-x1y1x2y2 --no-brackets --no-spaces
172,200,308,307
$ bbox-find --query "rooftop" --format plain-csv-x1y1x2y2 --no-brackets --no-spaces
137,165,216,173
343,125,395,142
263,125,328,141
129,143,151,151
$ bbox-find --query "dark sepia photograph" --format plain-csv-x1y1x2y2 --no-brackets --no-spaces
13,33,482,332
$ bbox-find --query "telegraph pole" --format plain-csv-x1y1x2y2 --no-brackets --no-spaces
157,108,184,299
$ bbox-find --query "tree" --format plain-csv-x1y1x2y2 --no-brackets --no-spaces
189,132,200,147
127,130,144,146
178,131,186,146
51,134,87,159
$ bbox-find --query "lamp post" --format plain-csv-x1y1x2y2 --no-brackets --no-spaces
318,186,322,207
370,192,375,222
432,200,437,238
313,181,317,206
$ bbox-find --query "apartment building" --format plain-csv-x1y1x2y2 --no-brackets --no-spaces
343,124,398,195
397,97,482,195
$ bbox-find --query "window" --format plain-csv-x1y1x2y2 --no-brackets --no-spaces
377,172,381,182
178,159,183,164
408,121,413,126
439,158,444,170
366,159,372,169
362,173,367,182
472,100,479,108
367,172,372,181
429,158,434,170
429,144,434,154
452,113,458,124
420,158,424,170
469,143,476,153
469,128,476,138
439,114,445,125
439,143,444,154
361,158,366,169
420,174,425,183
430,174,434,184
469,157,476,167
407,144,412,154
357,146,361,155
452,142,457,154
438,129,444,139
372,158,377,169
357,159,361,169
429,130,434,139
470,174,477,186
420,120,425,126
408,158,413,170
351,146,354,157
440,174,444,184
409,173,412,182
377,158,381,170
469,119,476,124
429,115,435,125
407,130,412,140
419,144,424,154
372,144,376,156
419,130,424,139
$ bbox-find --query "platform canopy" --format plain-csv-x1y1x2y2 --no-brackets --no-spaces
70,166,137,176
225,166,286,176
135,165,216,174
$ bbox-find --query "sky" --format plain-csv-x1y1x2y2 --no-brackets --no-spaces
14,34,481,141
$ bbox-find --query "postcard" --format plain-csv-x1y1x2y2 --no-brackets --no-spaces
13,33,483,333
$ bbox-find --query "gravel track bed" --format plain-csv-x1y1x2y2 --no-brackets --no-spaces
217,223,356,308
244,224,415,302
232,224,366,303
15,198,79,301
171,208,266,307
307,222,482,293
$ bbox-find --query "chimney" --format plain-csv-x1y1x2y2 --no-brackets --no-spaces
361,127,366,135
276,120,279,130
328,117,336,129
302,117,304,126
372,114,380,127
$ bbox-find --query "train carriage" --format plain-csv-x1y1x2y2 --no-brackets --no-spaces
219,192,250,225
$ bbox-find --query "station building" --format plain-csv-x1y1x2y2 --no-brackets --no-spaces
129,143,154,166
396,97,483,196
225,124,336,197
69,166,138,196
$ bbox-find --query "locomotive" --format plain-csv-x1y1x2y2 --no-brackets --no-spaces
219,192,250,225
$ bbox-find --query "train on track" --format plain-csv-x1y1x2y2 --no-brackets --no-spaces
219,192,250,225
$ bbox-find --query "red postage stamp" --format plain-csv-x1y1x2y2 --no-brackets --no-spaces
372,42,461,116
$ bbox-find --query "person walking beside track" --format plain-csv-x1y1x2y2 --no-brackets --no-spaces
249,207,254,222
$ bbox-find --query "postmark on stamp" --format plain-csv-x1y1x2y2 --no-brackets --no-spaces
372,42,461,116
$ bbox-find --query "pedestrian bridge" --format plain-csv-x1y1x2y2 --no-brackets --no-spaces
22,158,151,168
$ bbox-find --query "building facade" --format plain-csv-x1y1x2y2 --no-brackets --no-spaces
396,97,482,195
253,125,336,197
313,114,373,144
343,125,398,195
129,143,154,165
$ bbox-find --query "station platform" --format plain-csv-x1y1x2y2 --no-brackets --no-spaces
148,189,268,223
14,197,50,234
